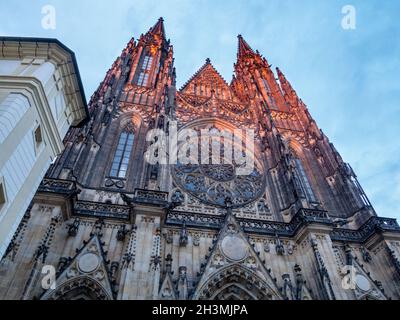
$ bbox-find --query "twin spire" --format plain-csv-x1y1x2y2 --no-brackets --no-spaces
140,18,295,98
144,18,257,60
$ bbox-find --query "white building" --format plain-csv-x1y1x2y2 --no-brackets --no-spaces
0,37,88,258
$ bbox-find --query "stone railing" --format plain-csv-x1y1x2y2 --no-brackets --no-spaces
331,217,400,242
166,211,223,230
166,208,400,243
133,188,169,206
166,207,330,237
74,200,130,220
38,178,77,195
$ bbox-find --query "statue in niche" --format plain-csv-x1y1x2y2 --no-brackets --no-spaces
275,234,285,255
257,199,270,214
361,246,372,263
171,189,184,204
179,222,188,247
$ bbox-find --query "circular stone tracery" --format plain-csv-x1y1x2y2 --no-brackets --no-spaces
171,124,265,208
201,164,235,182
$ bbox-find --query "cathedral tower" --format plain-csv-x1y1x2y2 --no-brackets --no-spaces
1,19,399,300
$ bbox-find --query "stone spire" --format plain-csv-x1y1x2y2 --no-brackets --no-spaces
237,34,256,59
147,17,166,39
276,67,299,108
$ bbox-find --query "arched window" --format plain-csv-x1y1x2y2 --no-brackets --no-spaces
135,53,153,86
109,127,135,179
294,158,317,203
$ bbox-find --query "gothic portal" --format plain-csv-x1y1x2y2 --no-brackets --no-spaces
1,18,400,300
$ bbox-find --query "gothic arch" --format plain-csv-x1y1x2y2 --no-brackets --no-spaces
288,138,304,157
193,264,280,301
119,112,143,130
286,137,320,205
41,276,113,300
103,112,143,185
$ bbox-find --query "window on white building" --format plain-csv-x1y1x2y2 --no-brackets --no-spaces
33,124,44,155
34,125,43,146
0,177,7,211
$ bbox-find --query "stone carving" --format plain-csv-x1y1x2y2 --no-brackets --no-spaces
287,242,294,255
164,230,173,244
360,246,372,263
172,125,265,208
244,256,257,269
75,200,130,220
165,254,173,274
91,218,105,237
68,218,80,237
282,274,294,300
192,233,200,246
257,199,270,214
116,225,129,241
57,257,70,275
177,266,188,299
344,244,353,265
275,234,285,255
212,253,225,267
171,189,184,204
179,222,188,247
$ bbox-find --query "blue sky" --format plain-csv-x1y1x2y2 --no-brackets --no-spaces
1,0,399,221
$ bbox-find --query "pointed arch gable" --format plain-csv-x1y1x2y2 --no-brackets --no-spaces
41,275,113,300
193,264,280,301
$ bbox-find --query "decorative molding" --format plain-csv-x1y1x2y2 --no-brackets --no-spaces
166,208,400,244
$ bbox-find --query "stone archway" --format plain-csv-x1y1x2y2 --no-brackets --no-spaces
211,283,257,300
41,276,113,300
193,264,281,301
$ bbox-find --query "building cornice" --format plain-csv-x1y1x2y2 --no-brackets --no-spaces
0,36,89,126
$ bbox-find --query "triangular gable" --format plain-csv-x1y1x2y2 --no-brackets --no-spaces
159,272,177,300
350,259,387,300
192,212,283,300
41,235,114,300
180,59,231,94
297,282,313,300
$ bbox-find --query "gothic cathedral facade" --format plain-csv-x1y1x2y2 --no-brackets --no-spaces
1,18,400,300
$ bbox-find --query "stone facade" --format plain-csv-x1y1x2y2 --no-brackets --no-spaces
1,19,399,300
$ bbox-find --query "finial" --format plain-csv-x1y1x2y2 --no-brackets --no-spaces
205,58,211,64
159,17,164,22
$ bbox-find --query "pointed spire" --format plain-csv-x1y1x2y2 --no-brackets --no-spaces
237,34,256,59
148,17,166,39
276,67,293,92
276,67,299,107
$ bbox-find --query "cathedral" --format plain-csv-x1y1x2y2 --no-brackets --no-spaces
1,18,400,300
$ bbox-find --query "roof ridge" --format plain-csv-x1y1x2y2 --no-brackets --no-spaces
179,58,229,92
